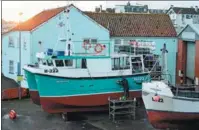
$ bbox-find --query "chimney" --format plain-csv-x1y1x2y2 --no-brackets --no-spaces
195,6,198,12
170,5,174,8
100,5,102,13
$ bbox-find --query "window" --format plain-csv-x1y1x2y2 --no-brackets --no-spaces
42,60,47,65
186,14,191,19
55,60,64,67
131,57,143,73
111,57,130,70
8,36,14,47
81,59,87,69
47,60,53,66
83,39,90,44
23,37,27,50
114,39,122,52
115,39,121,45
64,60,73,66
83,38,97,45
9,60,14,74
91,39,97,44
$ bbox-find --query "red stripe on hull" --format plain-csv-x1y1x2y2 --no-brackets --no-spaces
40,91,141,113
147,110,199,129
29,91,40,105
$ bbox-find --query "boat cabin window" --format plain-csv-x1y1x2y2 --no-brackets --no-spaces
55,60,64,67
42,60,47,65
47,60,54,66
131,57,143,73
111,57,130,70
38,58,42,64
81,59,87,69
64,60,73,67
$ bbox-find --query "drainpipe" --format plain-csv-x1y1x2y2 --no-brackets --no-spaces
18,12,23,100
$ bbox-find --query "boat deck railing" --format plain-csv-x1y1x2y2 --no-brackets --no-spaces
173,84,199,99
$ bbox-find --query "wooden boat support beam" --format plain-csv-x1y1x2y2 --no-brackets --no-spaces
108,97,136,122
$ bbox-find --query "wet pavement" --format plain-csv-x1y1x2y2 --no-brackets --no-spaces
2,99,155,130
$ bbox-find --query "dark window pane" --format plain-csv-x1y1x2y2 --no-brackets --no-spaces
55,60,64,67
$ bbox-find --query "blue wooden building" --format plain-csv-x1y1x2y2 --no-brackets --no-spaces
2,4,177,88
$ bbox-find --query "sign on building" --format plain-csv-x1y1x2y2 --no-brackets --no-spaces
129,40,156,50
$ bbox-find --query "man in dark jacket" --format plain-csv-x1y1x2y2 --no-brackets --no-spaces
117,77,129,98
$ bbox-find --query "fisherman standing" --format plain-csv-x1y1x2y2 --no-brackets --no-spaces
117,77,129,99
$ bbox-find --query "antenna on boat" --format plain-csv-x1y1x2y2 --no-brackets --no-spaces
64,0,72,56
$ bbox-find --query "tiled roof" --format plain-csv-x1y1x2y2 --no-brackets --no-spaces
172,7,199,14
10,6,66,31
6,4,176,37
85,12,177,37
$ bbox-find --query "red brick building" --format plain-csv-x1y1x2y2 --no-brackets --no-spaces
177,24,199,85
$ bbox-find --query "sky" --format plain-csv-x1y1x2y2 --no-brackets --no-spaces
2,1,199,22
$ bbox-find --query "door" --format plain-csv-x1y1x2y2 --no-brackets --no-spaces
186,41,195,83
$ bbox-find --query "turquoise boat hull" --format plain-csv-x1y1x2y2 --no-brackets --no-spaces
24,70,40,105
35,73,150,113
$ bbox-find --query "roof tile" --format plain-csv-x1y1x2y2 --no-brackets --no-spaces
85,12,177,37
8,5,176,37
11,6,65,31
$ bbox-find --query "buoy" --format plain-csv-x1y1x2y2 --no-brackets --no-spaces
152,95,160,102
9,110,17,120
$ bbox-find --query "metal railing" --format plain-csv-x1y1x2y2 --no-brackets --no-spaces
171,84,199,99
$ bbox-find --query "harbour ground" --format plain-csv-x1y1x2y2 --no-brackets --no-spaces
2,98,155,130
1,75,154,130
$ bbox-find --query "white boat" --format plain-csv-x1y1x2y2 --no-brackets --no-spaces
142,44,199,129
142,81,199,129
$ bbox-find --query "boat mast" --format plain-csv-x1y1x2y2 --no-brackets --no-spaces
65,0,72,56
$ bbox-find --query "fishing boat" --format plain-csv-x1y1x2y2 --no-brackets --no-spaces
25,68,40,105
23,4,153,113
142,44,199,129
24,43,150,114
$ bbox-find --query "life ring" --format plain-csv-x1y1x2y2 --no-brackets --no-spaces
94,44,103,53
82,41,91,50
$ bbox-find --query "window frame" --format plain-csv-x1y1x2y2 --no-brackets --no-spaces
47,59,54,66
90,39,97,44
83,38,98,44
8,36,14,47
9,60,14,74
55,60,64,67
23,37,27,50
64,59,73,67
111,57,130,70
